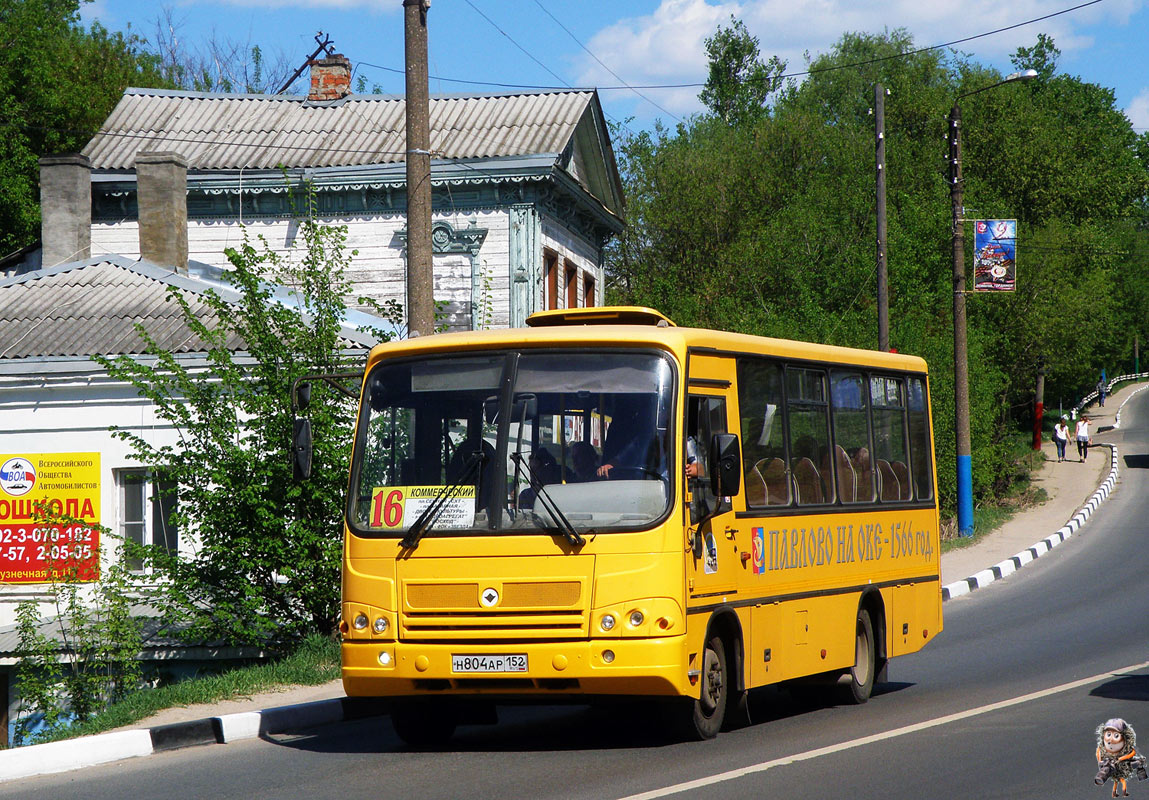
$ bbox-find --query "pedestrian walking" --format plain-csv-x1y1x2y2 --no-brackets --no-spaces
1097,379,1107,407
1075,415,1092,462
1053,416,1070,462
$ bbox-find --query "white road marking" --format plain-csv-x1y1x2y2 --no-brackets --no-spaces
616,660,1149,800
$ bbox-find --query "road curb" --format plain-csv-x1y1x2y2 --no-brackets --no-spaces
941,443,1120,600
0,696,387,782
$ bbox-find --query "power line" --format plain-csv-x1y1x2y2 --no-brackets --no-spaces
358,0,1105,94
461,0,571,91
529,0,680,123
456,0,640,140
640,0,1108,89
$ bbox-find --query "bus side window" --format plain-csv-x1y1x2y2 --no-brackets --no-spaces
871,375,911,502
908,377,934,500
736,358,788,507
830,370,872,503
786,367,833,505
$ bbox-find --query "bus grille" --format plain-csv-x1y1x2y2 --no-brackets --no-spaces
400,580,587,640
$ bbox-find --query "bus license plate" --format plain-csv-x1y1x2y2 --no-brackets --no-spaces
451,654,528,673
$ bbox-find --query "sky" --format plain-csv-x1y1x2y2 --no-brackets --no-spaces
83,0,1149,137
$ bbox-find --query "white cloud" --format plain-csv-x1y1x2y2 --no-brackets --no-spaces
577,0,1143,120
1126,88,1149,130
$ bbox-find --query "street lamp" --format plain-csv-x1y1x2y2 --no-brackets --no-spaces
948,68,1037,537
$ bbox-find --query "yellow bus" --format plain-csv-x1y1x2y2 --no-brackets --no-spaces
336,307,942,744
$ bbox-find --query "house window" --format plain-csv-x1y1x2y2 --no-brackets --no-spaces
584,273,596,308
545,250,559,310
565,261,578,308
118,470,178,570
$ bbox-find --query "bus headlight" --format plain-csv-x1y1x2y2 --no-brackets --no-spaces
373,616,389,634
592,599,681,637
353,613,369,630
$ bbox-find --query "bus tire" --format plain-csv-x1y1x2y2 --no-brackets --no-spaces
844,608,875,705
392,699,459,747
687,635,728,739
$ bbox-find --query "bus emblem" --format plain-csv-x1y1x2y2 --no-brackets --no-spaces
480,588,500,607
752,528,765,575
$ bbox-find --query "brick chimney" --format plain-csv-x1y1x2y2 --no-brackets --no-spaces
135,151,188,275
308,54,352,101
39,153,91,267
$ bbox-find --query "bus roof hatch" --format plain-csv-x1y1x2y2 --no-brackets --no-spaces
525,306,677,328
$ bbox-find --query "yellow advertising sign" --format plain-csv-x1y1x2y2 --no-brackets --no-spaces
0,453,101,584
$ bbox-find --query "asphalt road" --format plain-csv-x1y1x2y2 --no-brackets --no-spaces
9,394,1149,800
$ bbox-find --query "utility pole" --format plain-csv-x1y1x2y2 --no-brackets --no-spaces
404,0,433,337
948,102,973,536
946,69,1036,537
875,83,889,352
1136,333,1141,374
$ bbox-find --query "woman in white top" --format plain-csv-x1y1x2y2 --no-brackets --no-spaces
1075,415,1092,462
1053,417,1070,462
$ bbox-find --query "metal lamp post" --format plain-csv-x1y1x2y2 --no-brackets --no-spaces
948,68,1037,537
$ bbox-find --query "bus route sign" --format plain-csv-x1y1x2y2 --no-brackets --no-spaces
369,485,477,530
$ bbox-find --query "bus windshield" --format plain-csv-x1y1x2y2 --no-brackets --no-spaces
348,349,676,537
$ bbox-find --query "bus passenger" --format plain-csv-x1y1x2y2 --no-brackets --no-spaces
570,442,599,482
519,447,560,509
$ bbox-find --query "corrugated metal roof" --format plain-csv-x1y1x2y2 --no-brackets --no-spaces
0,259,241,359
84,88,596,171
0,257,382,360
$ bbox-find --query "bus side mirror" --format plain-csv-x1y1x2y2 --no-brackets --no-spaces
294,381,312,413
293,418,313,480
709,433,741,498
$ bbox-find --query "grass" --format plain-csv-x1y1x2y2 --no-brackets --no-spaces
34,634,340,744
939,427,1050,554
940,505,1021,554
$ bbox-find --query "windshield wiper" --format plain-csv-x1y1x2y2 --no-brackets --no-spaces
511,452,586,548
399,450,485,550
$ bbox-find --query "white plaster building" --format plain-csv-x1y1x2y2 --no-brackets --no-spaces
79,56,625,331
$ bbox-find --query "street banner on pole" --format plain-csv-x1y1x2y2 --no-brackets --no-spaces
973,219,1017,292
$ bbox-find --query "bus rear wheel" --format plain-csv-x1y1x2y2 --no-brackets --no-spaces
392,699,459,747
686,635,728,739
844,608,875,705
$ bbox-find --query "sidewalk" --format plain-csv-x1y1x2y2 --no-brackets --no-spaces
3,383,1141,782
941,380,1138,597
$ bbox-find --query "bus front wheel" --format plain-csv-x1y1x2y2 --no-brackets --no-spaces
392,699,459,747
687,635,728,739
844,608,875,705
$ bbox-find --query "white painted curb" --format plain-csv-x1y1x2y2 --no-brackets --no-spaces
1,697,350,782
941,442,1120,600
0,729,153,780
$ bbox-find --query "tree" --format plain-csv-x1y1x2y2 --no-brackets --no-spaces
699,17,785,126
96,196,401,646
1011,33,1060,83
0,0,168,255
148,7,300,94
608,26,1149,517
14,514,142,745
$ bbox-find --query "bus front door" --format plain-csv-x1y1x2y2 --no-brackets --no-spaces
684,387,741,601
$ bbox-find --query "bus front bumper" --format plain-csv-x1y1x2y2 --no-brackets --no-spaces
342,636,692,699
